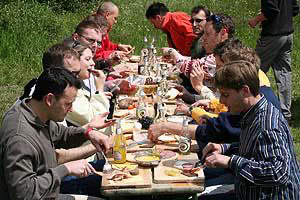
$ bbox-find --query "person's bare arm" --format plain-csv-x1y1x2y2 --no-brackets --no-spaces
148,122,198,142
56,144,97,165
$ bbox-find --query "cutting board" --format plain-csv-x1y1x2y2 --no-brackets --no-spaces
101,168,152,189
153,159,204,184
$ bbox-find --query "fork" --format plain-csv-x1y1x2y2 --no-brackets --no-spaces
101,151,112,174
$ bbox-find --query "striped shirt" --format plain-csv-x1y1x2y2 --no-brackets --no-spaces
222,96,300,199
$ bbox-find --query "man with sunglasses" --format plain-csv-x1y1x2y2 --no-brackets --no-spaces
145,2,196,56
248,0,299,124
161,6,210,60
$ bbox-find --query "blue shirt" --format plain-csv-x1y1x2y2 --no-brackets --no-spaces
223,96,300,199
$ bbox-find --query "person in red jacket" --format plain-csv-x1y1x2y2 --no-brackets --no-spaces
94,1,133,60
145,2,196,56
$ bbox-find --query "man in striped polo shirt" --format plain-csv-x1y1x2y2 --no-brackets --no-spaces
202,60,300,199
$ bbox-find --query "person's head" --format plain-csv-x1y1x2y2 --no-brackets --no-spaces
96,1,119,32
83,14,109,34
202,13,235,54
145,2,169,30
31,67,81,122
191,6,210,36
221,46,261,72
72,42,95,80
42,43,81,78
73,20,102,54
213,38,243,69
214,60,260,114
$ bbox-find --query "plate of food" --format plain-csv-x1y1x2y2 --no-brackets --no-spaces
158,133,178,143
134,150,161,167
167,115,191,124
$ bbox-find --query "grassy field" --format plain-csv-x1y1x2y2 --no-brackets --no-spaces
0,0,299,159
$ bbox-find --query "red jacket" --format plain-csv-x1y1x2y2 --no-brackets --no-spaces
162,12,196,56
94,33,118,60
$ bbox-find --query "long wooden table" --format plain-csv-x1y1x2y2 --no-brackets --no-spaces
100,84,205,199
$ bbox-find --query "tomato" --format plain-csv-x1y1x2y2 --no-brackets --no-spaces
128,105,135,110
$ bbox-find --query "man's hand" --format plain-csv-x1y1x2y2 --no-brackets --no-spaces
191,99,210,108
87,112,115,130
201,142,230,168
64,159,96,177
190,64,205,94
202,142,222,158
169,83,184,92
205,152,231,168
107,51,126,65
118,44,133,53
175,102,190,115
88,131,112,154
148,122,165,143
248,12,267,28
248,17,259,28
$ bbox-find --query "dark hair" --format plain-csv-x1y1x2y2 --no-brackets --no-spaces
71,41,91,56
146,2,169,19
214,60,260,96
83,14,108,32
213,37,243,58
32,67,81,101
206,13,235,38
42,43,79,70
191,6,210,18
75,20,100,35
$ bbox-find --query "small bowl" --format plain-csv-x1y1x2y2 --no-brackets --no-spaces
142,85,158,95
134,150,161,167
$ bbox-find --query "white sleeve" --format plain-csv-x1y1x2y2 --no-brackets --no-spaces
66,89,110,126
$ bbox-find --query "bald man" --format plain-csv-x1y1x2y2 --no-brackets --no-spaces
94,1,133,60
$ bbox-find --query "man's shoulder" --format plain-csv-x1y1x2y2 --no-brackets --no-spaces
168,12,190,22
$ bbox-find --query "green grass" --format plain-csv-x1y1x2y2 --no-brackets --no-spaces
0,0,300,159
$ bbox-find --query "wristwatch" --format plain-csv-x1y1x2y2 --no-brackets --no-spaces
189,106,194,115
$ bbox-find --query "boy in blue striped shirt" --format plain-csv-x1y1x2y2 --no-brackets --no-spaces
202,60,300,199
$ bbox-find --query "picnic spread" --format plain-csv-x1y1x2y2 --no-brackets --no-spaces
98,46,207,198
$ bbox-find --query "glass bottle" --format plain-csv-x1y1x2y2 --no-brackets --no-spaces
136,89,148,119
178,116,191,155
113,119,127,164
154,89,167,123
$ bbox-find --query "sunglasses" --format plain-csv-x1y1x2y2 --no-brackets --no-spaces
210,15,222,24
78,34,102,47
190,18,206,24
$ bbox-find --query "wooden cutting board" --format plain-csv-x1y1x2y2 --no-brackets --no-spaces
153,159,204,184
101,168,152,189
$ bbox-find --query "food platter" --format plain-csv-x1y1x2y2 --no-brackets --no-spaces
134,150,161,167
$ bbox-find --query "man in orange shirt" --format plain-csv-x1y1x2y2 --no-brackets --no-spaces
145,2,196,56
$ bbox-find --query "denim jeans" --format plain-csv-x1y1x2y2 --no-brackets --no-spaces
256,34,293,119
